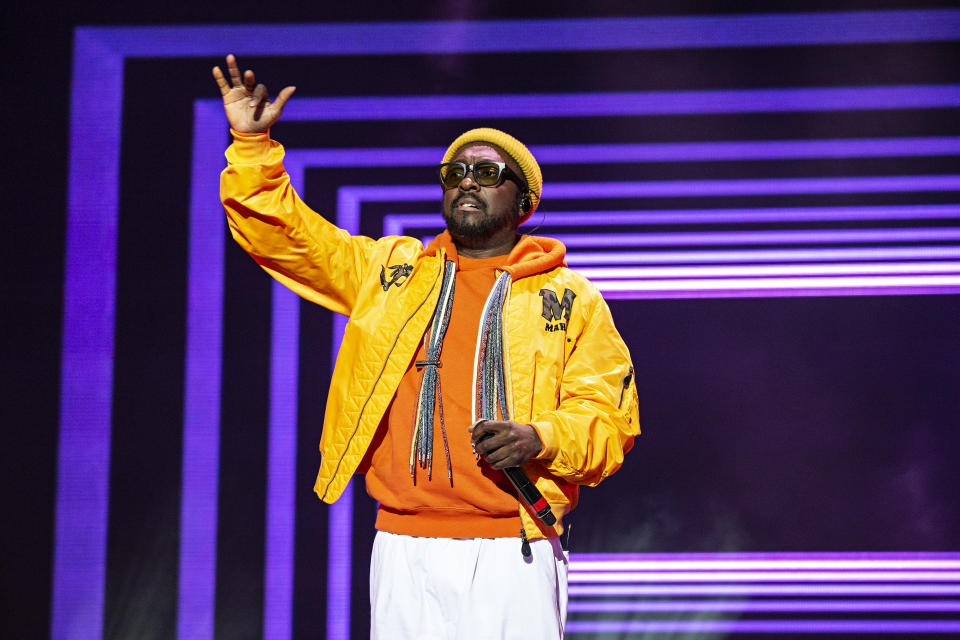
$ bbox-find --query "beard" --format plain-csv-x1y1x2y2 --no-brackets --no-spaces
442,195,518,245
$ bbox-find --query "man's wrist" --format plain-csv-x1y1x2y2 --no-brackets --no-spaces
527,422,554,461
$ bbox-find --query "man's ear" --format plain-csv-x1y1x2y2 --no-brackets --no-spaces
519,193,531,214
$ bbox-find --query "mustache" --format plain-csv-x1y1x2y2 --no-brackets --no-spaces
452,194,486,211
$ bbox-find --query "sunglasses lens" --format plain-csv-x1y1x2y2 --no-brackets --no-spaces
473,162,502,186
439,163,466,188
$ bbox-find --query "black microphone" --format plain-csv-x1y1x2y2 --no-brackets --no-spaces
502,466,556,526
476,431,556,526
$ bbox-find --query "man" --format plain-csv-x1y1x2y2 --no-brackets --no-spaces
213,54,639,639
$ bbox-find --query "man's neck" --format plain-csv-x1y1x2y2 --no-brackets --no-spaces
454,233,520,259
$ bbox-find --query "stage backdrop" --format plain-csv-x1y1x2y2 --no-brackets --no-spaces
49,7,960,640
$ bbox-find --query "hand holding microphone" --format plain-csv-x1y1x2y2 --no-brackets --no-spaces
470,420,557,526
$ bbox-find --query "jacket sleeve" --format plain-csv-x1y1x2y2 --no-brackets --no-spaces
220,130,377,316
528,292,640,486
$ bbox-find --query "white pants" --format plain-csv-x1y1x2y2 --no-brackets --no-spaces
370,531,568,640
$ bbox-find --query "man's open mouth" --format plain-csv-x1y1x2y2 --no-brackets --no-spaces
454,196,484,211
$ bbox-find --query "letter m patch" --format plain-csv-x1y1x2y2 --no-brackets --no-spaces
539,288,577,321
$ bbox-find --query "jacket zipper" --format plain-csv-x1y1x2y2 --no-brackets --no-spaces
618,365,634,409
320,261,443,500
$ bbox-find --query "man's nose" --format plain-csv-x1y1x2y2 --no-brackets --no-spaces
458,171,480,191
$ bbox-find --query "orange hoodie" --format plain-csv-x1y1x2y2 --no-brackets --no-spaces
361,232,566,538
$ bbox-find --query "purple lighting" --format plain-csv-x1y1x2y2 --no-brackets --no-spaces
566,246,960,265
576,263,960,278
386,204,960,231
565,553,960,634
569,569,960,582
262,283,300,640
569,584,960,596
283,86,960,120
177,102,229,640
565,620,960,634
53,29,124,640
553,228,960,246
62,12,960,639
568,599,960,613
287,137,960,168
60,10,960,58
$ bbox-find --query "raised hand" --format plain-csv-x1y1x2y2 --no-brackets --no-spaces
212,54,296,134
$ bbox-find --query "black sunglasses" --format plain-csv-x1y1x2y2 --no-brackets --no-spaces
436,160,526,190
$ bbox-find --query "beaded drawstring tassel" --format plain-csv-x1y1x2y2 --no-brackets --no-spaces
409,260,457,481
473,271,513,425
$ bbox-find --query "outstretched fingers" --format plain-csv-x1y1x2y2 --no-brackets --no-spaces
226,54,242,87
211,65,231,96
272,86,297,111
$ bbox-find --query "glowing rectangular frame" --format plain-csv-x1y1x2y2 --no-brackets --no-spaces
59,12,960,640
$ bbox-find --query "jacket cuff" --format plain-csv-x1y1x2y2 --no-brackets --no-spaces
528,421,557,461
226,129,276,164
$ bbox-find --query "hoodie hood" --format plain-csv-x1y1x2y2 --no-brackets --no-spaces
420,231,566,280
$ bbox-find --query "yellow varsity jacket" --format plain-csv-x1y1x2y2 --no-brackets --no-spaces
220,131,641,539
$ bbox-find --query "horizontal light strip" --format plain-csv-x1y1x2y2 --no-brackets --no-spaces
283,85,960,120
597,275,960,291
64,14,960,640
534,137,960,162
548,175,960,197
565,620,960,634
335,175,960,202
82,10,960,56
569,583,960,596
555,228,960,247
385,205,960,234
568,599,960,613
570,556,960,570
286,137,960,167
601,285,960,299
570,570,960,582
573,551,960,560
577,262,960,279
566,246,960,265
336,181,960,298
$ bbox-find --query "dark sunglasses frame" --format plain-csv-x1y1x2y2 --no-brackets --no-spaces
436,160,526,191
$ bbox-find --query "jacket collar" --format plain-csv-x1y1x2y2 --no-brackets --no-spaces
419,230,566,280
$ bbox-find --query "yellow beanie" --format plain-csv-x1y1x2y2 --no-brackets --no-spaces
442,128,542,223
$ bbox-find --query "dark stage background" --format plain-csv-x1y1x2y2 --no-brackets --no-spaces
4,1,960,639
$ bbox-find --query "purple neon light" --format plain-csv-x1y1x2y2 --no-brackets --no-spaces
65,11,960,58
289,160,355,640
550,175,960,198
62,13,960,639
574,551,960,561
531,137,960,162
568,554,960,570
325,317,354,640
570,569,960,582
383,204,960,234
53,29,124,640
565,246,960,265
331,183,960,299
262,283,300,640
283,85,960,121
286,136,960,169
565,620,960,634
538,263,960,279
326,179,960,218
597,279,960,300
569,583,960,596
177,101,228,640
553,228,960,247
568,599,960,612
